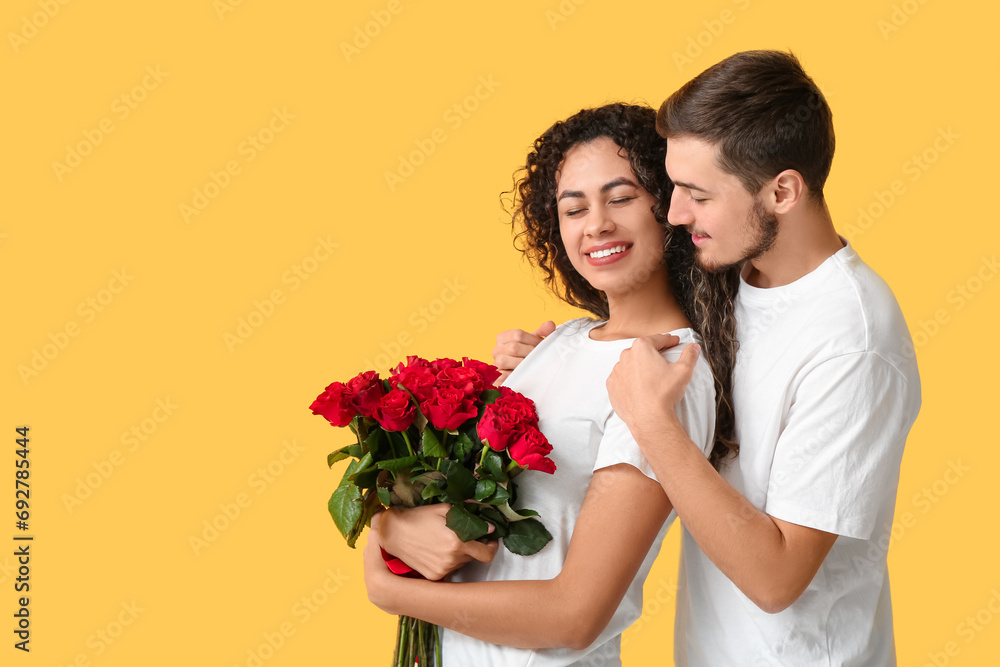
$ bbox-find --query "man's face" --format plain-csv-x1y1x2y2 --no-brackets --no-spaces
664,136,778,272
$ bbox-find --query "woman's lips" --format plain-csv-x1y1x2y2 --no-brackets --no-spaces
584,243,632,265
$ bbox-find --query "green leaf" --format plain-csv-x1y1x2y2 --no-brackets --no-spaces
481,448,505,481
328,459,363,544
503,517,552,556
481,389,501,404
376,455,418,474
442,460,477,503
445,504,491,542
376,487,391,507
363,429,383,457
485,484,511,505
421,427,449,458
327,447,351,467
346,452,374,482
352,467,379,489
420,481,443,500
453,432,476,460
496,501,538,522
347,443,363,458
474,479,497,501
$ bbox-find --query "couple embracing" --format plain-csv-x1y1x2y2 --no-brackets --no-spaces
362,50,921,666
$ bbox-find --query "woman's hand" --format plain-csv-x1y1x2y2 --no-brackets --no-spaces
362,523,396,613
492,321,555,384
375,505,498,581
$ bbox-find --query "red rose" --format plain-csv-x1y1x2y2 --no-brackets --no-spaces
429,357,461,374
376,389,417,431
436,366,484,396
346,371,384,418
463,357,502,389
421,385,479,431
477,403,509,451
508,427,556,474
390,365,437,403
390,356,431,374
497,391,540,428
309,381,356,427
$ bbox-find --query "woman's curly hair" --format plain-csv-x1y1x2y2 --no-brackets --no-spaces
505,103,740,469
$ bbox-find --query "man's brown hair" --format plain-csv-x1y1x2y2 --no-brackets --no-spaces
657,50,835,202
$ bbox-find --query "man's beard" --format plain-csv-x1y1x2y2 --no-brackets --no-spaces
696,195,778,273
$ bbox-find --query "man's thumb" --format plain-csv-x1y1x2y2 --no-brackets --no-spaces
680,343,702,367
534,321,556,338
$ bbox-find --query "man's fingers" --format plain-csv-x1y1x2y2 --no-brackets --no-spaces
532,320,556,338
678,343,701,367
648,333,680,351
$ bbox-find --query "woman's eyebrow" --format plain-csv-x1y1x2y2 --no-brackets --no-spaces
557,177,639,202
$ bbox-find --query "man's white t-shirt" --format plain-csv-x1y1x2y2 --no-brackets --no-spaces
676,241,921,666
444,318,716,667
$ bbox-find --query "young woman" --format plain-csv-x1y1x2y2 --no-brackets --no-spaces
363,103,740,666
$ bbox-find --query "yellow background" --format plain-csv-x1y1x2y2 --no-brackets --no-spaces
3,0,997,665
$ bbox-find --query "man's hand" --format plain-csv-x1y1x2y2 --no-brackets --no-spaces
374,505,498,581
607,336,699,442
492,321,555,384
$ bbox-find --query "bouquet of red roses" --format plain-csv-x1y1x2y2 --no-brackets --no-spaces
310,355,556,667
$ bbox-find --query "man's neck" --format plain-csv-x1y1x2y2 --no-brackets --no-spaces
744,202,845,288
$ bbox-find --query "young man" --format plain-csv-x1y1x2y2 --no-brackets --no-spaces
497,51,921,665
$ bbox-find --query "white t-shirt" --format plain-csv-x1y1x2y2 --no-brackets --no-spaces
444,318,716,667
676,241,921,666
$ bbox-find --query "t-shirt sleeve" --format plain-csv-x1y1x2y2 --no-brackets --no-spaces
764,351,918,540
593,352,717,481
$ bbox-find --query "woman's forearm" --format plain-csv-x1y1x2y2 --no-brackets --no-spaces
364,464,671,650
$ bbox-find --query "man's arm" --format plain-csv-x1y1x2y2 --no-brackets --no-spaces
606,338,836,613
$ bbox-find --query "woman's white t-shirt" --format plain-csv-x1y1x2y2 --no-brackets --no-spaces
443,318,716,667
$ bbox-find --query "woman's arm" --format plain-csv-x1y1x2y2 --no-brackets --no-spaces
364,463,672,650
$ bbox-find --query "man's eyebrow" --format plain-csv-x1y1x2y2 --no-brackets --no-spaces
671,180,710,194
557,177,640,201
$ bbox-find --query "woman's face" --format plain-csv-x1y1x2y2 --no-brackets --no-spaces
556,137,667,299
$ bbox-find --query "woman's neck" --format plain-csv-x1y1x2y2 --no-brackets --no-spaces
590,275,691,341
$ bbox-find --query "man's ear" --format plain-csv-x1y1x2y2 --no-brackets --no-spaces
763,169,806,214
